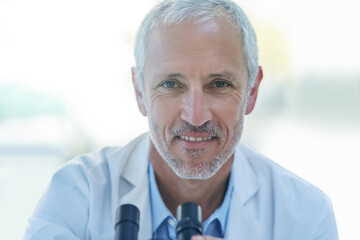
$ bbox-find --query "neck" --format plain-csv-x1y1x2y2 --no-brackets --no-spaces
149,141,233,221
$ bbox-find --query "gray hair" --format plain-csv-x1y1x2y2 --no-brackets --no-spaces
134,0,259,93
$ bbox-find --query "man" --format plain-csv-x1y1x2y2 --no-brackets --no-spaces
25,0,338,239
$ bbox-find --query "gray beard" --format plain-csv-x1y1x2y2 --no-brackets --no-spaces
165,152,225,180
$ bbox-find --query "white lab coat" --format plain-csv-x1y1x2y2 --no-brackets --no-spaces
25,133,338,239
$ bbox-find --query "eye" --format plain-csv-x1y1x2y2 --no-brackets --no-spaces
213,80,230,88
160,80,178,89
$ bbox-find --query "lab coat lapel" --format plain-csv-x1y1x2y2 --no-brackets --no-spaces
114,134,152,240
225,193,263,239
118,175,152,240
224,145,263,239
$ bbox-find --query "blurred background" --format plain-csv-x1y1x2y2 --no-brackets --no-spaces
0,0,359,239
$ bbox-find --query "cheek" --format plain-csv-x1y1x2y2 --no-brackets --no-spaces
211,96,245,124
150,97,180,129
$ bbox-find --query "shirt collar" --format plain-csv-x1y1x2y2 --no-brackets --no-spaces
148,163,176,235
148,161,234,237
203,168,233,236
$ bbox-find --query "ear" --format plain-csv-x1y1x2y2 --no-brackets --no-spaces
132,67,148,116
245,66,263,115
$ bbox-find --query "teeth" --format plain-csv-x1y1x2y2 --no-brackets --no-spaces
180,136,212,142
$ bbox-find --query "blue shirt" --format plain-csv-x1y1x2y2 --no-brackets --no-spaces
149,163,234,240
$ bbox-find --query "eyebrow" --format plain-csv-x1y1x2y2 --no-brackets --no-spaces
166,73,186,79
208,72,237,81
158,71,237,81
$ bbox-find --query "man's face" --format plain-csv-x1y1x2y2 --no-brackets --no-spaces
135,17,254,179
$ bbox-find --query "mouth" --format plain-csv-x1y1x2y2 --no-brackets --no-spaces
179,135,213,142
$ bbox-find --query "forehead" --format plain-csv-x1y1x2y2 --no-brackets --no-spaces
144,17,247,78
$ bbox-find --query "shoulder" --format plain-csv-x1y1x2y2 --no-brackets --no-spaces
25,133,150,239
238,143,329,201
236,144,335,227
230,144,338,239
58,133,149,181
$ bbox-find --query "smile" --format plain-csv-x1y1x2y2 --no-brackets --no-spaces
179,136,212,142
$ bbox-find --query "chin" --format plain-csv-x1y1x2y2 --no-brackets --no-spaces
166,154,227,180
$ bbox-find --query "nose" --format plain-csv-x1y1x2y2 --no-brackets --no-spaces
180,88,213,127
